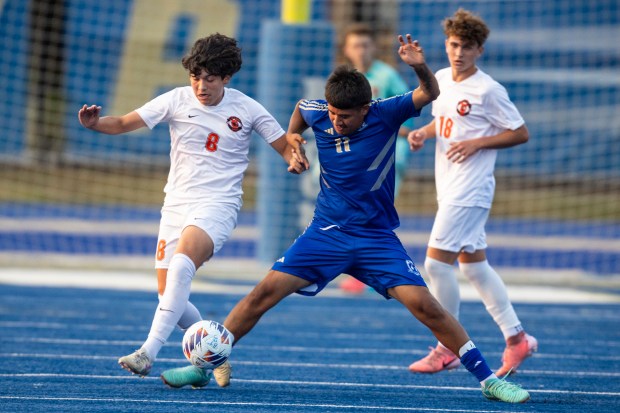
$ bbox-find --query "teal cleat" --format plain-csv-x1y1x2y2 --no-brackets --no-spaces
482,377,530,403
161,365,211,389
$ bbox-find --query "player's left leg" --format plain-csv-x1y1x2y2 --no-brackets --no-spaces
459,250,537,376
389,285,530,403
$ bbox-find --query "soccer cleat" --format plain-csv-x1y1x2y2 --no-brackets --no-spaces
495,333,538,377
408,345,460,373
213,360,232,387
118,348,152,377
161,365,212,389
482,377,530,403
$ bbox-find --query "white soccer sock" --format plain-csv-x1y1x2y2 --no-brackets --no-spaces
425,257,461,319
177,300,202,330
458,340,476,357
142,253,196,360
158,294,202,331
459,260,522,340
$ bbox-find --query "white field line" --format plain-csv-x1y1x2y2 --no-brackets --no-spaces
0,373,618,398
1,321,619,348
0,394,527,413
1,268,618,303
2,352,617,378
2,218,619,253
2,339,620,362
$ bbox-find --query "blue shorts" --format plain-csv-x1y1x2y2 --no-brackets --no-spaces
271,220,426,299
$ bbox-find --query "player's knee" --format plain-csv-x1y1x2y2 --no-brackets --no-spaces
402,287,445,322
459,260,491,283
424,256,455,283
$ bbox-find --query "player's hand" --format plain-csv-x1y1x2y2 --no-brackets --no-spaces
286,133,310,173
78,104,102,129
407,128,427,152
446,139,480,163
398,34,426,67
288,151,308,174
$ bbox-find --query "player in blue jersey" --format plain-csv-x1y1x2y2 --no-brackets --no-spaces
339,23,417,294
160,34,531,404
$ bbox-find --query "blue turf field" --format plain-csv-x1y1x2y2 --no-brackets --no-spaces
0,283,619,413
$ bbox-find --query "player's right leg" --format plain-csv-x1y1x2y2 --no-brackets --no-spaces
223,269,312,342
390,285,530,403
159,269,310,388
161,223,351,388
119,220,213,376
409,248,461,373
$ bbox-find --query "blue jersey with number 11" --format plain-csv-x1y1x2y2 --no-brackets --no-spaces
299,93,421,230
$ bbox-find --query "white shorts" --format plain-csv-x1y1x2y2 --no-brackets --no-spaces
428,204,489,253
155,202,239,269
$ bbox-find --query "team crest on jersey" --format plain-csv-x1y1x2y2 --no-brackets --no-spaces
227,116,242,132
456,99,471,116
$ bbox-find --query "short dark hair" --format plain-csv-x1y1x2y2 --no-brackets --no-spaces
182,33,242,78
324,65,372,109
443,9,490,47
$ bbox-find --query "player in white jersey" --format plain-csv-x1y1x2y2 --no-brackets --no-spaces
78,34,304,385
407,10,537,377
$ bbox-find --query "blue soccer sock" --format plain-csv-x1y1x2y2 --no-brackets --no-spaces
459,341,495,384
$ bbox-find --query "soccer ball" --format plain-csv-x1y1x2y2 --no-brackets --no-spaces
182,320,233,369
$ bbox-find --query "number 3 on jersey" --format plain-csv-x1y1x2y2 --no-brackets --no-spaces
438,116,453,139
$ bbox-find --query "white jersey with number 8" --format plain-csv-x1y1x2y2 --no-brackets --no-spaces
137,86,284,207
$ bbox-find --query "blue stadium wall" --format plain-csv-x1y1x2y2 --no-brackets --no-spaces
0,0,618,176
0,0,329,158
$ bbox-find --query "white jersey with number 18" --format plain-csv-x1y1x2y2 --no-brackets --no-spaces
432,67,524,208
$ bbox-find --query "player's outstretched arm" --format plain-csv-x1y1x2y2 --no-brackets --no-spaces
284,101,311,172
78,104,146,135
397,34,439,110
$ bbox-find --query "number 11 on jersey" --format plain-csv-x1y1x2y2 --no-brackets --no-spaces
335,137,351,153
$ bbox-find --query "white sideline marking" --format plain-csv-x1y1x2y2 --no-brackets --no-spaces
3,217,620,253
2,353,620,376
1,268,618,303
0,374,619,398
0,395,521,413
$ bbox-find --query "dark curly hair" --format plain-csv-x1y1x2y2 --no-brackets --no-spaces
181,33,242,78
443,9,490,47
324,65,372,109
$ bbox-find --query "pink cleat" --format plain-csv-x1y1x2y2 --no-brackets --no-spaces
409,345,460,373
495,332,538,377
